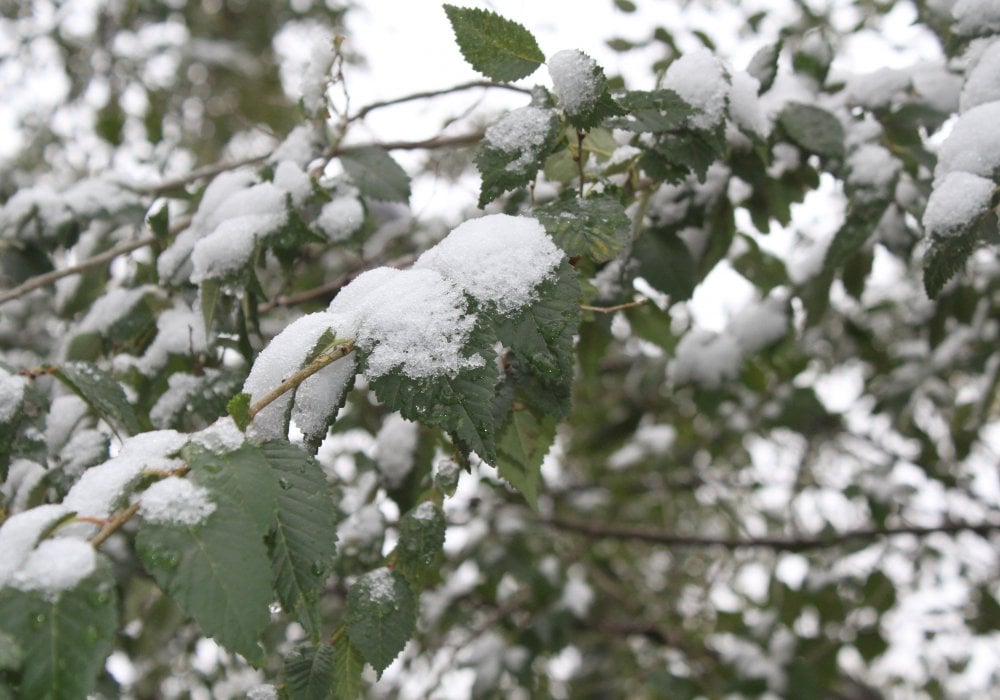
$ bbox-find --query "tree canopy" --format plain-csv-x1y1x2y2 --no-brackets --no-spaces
1,0,999,697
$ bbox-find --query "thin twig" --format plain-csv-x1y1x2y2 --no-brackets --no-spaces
89,502,141,548
139,154,268,196
248,340,356,420
328,131,485,159
580,299,648,313
350,80,533,122
0,235,156,307
542,515,1000,551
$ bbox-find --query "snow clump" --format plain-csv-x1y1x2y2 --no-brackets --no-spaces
0,367,26,424
140,477,217,526
484,106,556,172
663,48,730,129
548,50,600,116
935,101,1000,178
922,172,995,237
0,504,71,588
10,539,96,599
374,413,420,489
670,328,743,389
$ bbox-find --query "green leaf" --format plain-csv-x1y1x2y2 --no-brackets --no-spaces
53,361,141,437
614,89,693,133
443,5,544,81
535,193,630,262
0,630,23,672
345,568,416,676
199,277,222,338
641,127,726,183
824,204,885,271
186,443,279,537
778,103,844,159
496,401,557,509
558,56,624,131
0,559,118,700
633,228,698,301
339,147,411,203
332,635,365,700
923,213,994,298
395,502,446,582
747,41,781,93
369,321,499,462
147,204,170,240
136,497,273,662
261,442,339,639
227,392,251,432
494,258,579,391
284,642,334,700
476,108,560,207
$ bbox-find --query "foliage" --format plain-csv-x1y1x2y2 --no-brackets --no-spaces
1,1,999,698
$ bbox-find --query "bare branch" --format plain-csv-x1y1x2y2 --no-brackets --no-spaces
542,515,1000,551
580,299,648,313
89,502,141,548
350,80,532,122
139,154,268,196
248,340,356,420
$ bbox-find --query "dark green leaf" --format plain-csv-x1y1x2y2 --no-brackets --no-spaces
778,103,844,158
395,501,446,581
644,127,726,182
53,361,141,437
199,278,222,338
855,627,888,661
136,497,272,662
147,204,170,240
614,89,692,133
227,392,251,432
443,5,544,81
340,147,411,203
0,630,23,672
923,213,994,298
0,559,118,700
496,401,557,509
747,41,781,92
284,642,334,700
824,204,884,271
332,635,365,700
261,442,339,639
614,0,637,12
633,228,698,301
535,193,630,262
186,443,279,537
476,108,560,207
345,568,416,676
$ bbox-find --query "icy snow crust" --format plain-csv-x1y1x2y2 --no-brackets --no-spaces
484,106,556,172
952,0,1000,36
960,40,1000,112
922,172,995,237
663,48,729,129
0,504,71,588
10,538,96,599
935,102,1000,178
548,50,599,116
140,476,217,526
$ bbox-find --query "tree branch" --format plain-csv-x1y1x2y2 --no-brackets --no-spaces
580,299,648,313
350,80,533,122
248,340,356,420
542,515,1000,551
327,131,485,159
89,502,140,548
139,154,268,196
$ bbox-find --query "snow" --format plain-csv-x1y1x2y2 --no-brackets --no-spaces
0,504,71,587
912,63,962,114
960,40,1000,112
140,476,216,526
75,285,156,335
10,538,96,599
327,267,400,316
411,501,438,522
149,372,201,428
729,298,789,353
922,172,995,237
271,124,320,167
190,212,286,283
375,413,419,489
935,102,1000,178
728,71,770,139
63,430,188,522
247,685,278,700
547,50,599,116
847,144,901,196
299,41,334,115
670,328,743,389
2,459,46,514
129,305,208,376
608,423,677,470
58,429,109,479
272,160,313,206
190,417,246,453
484,106,555,172
337,503,384,551
952,0,1000,35
292,349,357,444
0,367,26,423
316,195,364,242
663,48,729,130
242,311,340,440
846,67,911,110
364,566,397,604
415,214,563,315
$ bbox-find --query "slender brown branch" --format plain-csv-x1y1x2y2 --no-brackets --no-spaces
580,299,648,313
0,235,156,306
326,131,485,160
248,340,356,420
140,154,268,196
350,80,533,122
542,515,1000,551
89,502,140,548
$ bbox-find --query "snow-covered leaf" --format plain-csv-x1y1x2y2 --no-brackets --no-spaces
747,41,781,93
443,5,544,81
476,107,560,207
345,567,416,676
53,362,141,437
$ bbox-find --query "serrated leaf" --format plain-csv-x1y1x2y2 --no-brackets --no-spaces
395,502,446,581
369,321,499,462
332,635,365,700
443,5,544,81
824,204,885,271
136,497,272,662
261,442,339,639
345,568,416,676
339,147,411,203
641,127,726,183
53,361,141,437
923,227,980,298
496,401,557,509
560,58,625,131
634,228,698,302
476,108,560,207
747,41,781,93
614,89,693,133
535,194,630,262
778,103,844,158
227,392,251,432
284,642,334,700
0,560,118,700
186,443,279,537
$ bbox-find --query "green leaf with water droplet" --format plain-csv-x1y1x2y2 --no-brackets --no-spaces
535,193,630,262
136,494,273,663
185,442,279,537
53,361,141,437
443,5,544,82
261,442,339,640
345,568,416,677
0,557,118,700
395,502,446,583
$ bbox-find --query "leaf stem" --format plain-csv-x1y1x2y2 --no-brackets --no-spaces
89,502,141,548
248,340,356,421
